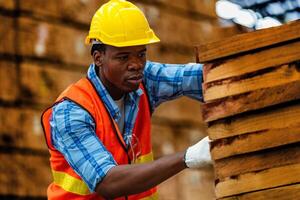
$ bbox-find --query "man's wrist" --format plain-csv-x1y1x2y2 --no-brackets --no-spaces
183,149,189,168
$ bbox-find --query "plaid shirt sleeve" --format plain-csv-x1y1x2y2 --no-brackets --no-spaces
50,99,117,192
143,61,203,110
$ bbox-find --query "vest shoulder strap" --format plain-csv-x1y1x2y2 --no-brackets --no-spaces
56,78,97,119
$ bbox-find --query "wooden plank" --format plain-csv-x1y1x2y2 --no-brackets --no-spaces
137,4,242,48
148,0,217,18
19,0,215,26
18,17,91,66
0,15,15,54
0,61,18,102
19,0,106,25
0,0,15,10
196,20,300,62
208,101,300,140
0,153,51,197
0,107,47,150
215,163,300,198
20,61,83,105
214,144,300,179
187,0,217,18
211,125,300,160
202,40,300,83
20,61,83,103
202,80,300,122
219,184,300,200
203,64,300,102
137,5,196,47
153,97,205,124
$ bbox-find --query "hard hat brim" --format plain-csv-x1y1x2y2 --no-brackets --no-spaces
85,35,160,47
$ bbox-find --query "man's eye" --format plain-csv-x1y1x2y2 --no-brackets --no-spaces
139,52,146,58
117,55,128,61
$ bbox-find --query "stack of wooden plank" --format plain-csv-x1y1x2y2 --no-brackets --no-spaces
0,0,243,199
197,20,300,199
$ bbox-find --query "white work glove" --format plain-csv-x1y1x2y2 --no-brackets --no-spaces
184,136,212,169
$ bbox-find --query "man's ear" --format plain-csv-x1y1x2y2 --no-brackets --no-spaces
93,50,104,67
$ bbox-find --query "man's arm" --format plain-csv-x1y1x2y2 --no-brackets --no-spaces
96,151,186,199
51,100,117,192
143,61,203,110
97,136,211,199
51,99,211,199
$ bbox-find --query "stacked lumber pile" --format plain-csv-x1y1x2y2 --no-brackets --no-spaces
0,1,243,199
197,20,300,199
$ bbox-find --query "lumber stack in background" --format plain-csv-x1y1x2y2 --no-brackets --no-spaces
0,0,245,199
197,20,300,199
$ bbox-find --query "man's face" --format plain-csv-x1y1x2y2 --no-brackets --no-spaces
96,45,147,99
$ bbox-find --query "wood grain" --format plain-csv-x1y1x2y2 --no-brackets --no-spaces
203,80,300,122
214,144,300,179
18,17,91,66
211,125,300,160
20,61,83,105
203,64,300,102
0,0,15,10
19,0,105,25
196,20,300,62
0,61,18,102
0,153,51,197
202,40,300,83
0,15,15,54
219,183,300,200
208,101,300,139
0,107,47,150
215,163,300,198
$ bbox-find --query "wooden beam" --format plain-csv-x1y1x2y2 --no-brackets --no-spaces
20,61,83,106
0,15,15,55
18,17,91,66
202,80,300,122
202,40,300,83
196,20,300,62
0,107,47,151
203,64,300,102
0,61,18,102
0,0,15,10
219,183,300,200
211,125,300,160
214,144,300,179
215,163,300,198
208,101,300,140
0,153,51,197
19,0,104,25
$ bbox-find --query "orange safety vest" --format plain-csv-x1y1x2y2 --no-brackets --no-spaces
41,78,157,200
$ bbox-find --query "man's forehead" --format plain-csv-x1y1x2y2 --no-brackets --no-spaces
107,45,147,54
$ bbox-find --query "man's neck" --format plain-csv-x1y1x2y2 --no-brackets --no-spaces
96,66,125,100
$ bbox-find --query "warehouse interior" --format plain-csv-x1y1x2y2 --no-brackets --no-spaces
0,0,299,199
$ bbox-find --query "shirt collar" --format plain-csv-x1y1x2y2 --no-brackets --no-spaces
87,64,143,120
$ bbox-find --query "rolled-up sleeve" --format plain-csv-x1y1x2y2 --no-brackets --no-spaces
50,100,116,192
143,61,203,109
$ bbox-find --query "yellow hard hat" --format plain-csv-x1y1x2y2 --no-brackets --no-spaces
85,0,160,47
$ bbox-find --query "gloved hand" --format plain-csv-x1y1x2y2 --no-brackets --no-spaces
184,136,212,169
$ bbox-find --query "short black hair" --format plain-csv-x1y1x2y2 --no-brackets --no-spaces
91,44,106,55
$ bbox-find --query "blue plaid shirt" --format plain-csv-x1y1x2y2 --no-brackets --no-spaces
50,61,203,192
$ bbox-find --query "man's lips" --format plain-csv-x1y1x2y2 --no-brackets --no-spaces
126,74,143,84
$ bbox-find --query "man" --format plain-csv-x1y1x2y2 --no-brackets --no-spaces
41,0,212,199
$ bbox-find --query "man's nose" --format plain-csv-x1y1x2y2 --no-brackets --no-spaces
128,56,144,71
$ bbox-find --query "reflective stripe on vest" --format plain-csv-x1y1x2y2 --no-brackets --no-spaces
135,152,153,164
52,152,154,196
140,192,158,200
52,170,90,195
